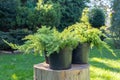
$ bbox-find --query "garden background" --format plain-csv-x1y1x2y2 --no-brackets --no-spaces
0,0,120,80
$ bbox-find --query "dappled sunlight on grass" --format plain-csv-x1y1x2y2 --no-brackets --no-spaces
0,53,44,80
90,66,120,80
11,74,18,80
90,48,120,80
91,58,120,69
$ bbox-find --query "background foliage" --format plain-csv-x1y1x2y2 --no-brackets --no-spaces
111,0,120,48
0,29,32,51
44,0,89,31
0,0,20,31
88,8,105,29
0,0,90,50
0,0,61,50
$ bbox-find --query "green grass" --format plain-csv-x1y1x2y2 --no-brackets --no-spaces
0,48,120,80
90,48,120,80
0,53,44,80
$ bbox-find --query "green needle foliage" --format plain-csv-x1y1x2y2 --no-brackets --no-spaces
0,0,20,31
66,8,115,56
4,8,115,56
67,22,115,56
42,0,89,31
5,24,115,56
5,26,78,56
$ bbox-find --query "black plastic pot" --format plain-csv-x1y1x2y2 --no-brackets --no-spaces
49,47,72,70
72,43,90,64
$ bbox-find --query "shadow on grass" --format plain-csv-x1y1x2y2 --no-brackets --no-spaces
90,61,120,73
89,47,120,60
89,47,120,74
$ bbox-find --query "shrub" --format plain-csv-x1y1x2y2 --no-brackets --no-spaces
0,0,37,31
0,31,14,50
88,8,105,29
34,1,61,28
111,0,120,48
39,2,61,27
0,0,20,31
42,0,88,31
26,0,36,8
0,29,32,51
20,0,36,9
21,0,27,5
16,7,31,29
23,1,61,31
16,6,38,30
17,1,61,30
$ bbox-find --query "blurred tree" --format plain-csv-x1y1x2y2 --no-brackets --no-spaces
111,0,120,48
42,0,89,31
88,8,105,29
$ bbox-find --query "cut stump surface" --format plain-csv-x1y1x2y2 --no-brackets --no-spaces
34,62,89,80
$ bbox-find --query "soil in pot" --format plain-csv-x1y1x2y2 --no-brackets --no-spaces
49,47,72,70
72,43,90,64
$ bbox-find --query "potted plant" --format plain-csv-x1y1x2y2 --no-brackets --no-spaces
5,26,78,70
67,22,115,64
66,8,115,64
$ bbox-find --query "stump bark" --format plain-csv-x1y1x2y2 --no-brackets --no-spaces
34,62,89,80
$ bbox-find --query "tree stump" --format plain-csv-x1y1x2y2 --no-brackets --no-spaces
34,62,89,80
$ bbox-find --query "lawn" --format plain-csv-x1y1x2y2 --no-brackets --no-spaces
0,48,120,80
0,53,44,80
90,48,120,80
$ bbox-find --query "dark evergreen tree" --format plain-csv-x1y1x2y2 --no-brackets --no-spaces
43,0,89,31
88,8,105,29
111,0,120,48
